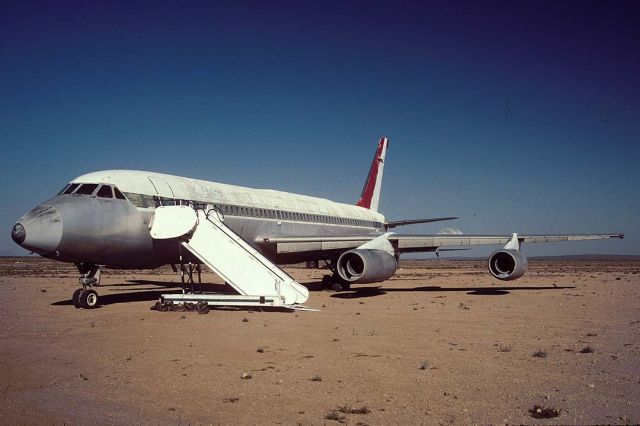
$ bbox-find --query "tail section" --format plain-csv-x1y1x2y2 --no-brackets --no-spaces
356,137,388,212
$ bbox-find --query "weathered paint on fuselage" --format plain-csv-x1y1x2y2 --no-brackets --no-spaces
14,170,386,269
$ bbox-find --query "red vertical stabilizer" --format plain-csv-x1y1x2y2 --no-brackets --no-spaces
356,137,388,212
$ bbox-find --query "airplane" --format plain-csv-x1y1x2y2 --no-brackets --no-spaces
11,137,623,309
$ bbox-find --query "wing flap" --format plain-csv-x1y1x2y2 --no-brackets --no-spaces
275,240,369,254
259,235,374,254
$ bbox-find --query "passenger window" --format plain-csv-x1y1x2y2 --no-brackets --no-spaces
63,183,80,195
76,183,99,195
97,185,113,198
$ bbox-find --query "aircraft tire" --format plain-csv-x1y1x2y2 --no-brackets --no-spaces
80,289,99,309
330,274,351,291
72,289,83,308
331,281,351,291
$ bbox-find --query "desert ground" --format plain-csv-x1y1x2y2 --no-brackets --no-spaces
0,257,638,425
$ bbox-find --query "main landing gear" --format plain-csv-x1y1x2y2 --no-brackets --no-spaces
321,259,351,292
322,274,351,292
73,264,101,309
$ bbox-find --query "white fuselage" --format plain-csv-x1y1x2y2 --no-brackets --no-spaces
13,170,386,268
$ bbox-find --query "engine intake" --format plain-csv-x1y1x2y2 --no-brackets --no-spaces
488,249,528,280
336,249,397,283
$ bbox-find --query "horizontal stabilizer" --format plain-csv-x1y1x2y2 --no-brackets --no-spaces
385,217,458,229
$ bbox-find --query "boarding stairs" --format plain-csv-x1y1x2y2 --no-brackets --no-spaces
150,205,310,309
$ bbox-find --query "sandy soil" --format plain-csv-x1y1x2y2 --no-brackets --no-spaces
0,258,639,425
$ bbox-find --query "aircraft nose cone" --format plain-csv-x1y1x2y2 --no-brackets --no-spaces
11,223,26,245
14,205,63,254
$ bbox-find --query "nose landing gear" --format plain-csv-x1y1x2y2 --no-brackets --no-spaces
73,264,101,309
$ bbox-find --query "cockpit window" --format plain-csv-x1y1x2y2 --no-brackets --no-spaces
75,183,99,195
58,184,70,195
113,187,126,200
97,185,113,198
63,183,80,195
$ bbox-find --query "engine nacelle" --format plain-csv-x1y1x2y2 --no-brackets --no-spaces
488,249,528,280
336,249,397,284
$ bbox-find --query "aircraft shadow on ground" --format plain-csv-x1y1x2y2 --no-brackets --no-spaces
51,280,234,307
50,279,575,306
329,284,576,299
125,280,232,294
303,281,327,292
51,289,175,307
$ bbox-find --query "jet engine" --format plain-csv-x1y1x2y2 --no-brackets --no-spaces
336,249,397,283
488,249,528,280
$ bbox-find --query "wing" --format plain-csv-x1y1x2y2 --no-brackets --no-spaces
391,233,624,253
258,233,624,256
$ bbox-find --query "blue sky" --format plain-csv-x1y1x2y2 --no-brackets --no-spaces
1,0,638,256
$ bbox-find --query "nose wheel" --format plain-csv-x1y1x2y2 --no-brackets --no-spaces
73,264,101,309
73,288,99,309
